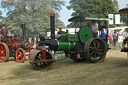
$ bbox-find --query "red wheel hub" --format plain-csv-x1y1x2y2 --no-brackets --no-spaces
95,48,98,53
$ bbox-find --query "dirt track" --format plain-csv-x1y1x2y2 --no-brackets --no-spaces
0,46,128,85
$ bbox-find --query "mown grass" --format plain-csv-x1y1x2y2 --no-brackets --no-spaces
0,46,128,85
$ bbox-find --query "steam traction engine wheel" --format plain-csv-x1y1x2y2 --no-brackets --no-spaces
30,50,53,70
0,43,9,62
28,48,34,58
84,38,107,63
15,48,26,63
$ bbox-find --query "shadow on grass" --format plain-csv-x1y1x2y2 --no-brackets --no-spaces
115,59,128,67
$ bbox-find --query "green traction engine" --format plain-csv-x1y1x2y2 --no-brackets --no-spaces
29,14,107,70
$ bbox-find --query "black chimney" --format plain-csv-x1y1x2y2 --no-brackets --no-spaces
21,23,26,40
50,13,55,40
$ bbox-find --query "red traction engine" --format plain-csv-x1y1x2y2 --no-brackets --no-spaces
0,23,33,63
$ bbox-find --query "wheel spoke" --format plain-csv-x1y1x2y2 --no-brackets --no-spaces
90,47,95,50
96,43,101,48
97,53,101,57
37,56,42,60
98,49,103,51
98,52,102,55
94,53,97,58
92,41,96,48
89,52,94,56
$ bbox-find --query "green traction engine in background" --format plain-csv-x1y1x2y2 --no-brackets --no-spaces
29,14,107,70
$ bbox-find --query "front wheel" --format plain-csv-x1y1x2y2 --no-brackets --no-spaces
15,48,26,63
84,38,107,63
29,50,53,70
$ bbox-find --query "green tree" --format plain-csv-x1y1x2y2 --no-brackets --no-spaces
0,10,4,28
120,4,128,25
0,11,3,19
67,0,119,27
112,0,119,13
1,0,65,36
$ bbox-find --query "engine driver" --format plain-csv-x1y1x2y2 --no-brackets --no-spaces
0,25,9,41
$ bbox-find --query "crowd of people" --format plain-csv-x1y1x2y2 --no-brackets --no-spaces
108,31,128,49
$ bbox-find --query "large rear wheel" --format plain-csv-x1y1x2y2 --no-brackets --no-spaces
84,38,107,63
0,43,9,62
30,50,53,70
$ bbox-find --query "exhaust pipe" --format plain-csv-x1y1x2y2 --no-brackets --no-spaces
50,13,55,40
21,22,26,40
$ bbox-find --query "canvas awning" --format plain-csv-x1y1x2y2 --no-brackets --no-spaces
119,8,128,14
68,17,109,22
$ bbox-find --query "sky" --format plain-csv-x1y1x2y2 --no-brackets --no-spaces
0,0,128,26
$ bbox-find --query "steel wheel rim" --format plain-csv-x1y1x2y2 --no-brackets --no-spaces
0,44,6,62
28,48,34,57
16,49,24,63
29,48,34,53
34,52,52,69
89,39,105,62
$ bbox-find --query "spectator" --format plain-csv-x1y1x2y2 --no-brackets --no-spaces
100,29,106,40
8,28,12,36
118,33,123,49
76,28,80,33
116,32,119,42
113,32,117,46
89,20,98,38
122,31,126,40
108,33,113,44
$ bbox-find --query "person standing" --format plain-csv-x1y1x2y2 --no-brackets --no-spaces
112,32,117,46
122,31,126,40
108,33,113,44
100,29,106,40
118,33,123,49
8,28,12,36
0,25,8,41
90,20,98,38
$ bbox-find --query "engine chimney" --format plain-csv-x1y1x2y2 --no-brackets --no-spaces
50,13,55,40
21,22,26,40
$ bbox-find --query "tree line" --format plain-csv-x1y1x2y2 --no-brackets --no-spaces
0,0,127,37
67,0,128,28
0,0,65,37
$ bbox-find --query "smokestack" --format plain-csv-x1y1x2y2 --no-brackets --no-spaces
21,22,26,40
50,13,55,40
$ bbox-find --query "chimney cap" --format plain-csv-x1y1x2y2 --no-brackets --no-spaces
50,13,55,16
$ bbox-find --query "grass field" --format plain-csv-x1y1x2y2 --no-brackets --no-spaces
0,46,128,85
